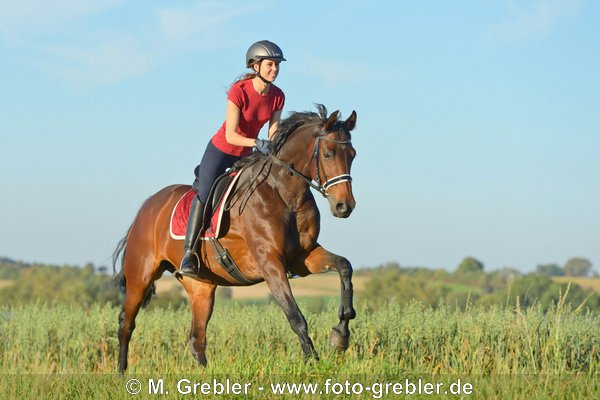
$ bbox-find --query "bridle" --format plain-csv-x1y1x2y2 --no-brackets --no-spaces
268,130,353,198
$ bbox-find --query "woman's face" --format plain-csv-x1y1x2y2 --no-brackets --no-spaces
255,59,280,82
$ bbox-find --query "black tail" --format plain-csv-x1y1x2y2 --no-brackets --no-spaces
112,228,129,295
112,227,155,307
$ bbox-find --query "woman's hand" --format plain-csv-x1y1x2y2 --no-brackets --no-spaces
254,138,272,154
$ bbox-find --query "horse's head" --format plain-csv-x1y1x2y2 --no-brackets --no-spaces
264,105,358,218
313,109,357,218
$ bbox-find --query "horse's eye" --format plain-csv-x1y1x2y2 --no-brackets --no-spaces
323,150,333,159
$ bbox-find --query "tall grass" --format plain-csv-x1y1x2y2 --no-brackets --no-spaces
0,299,598,399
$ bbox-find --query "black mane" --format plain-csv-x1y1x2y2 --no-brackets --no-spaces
272,103,329,152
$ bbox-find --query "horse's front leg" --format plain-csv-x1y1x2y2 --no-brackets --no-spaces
304,244,356,351
263,265,319,361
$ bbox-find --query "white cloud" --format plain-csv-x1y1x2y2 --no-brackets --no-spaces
0,1,266,86
294,53,370,86
0,0,123,41
488,0,582,42
41,35,154,86
158,2,263,43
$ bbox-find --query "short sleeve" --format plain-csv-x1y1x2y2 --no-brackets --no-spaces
274,89,285,111
227,83,245,109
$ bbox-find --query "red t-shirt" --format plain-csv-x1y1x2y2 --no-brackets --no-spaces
211,79,285,157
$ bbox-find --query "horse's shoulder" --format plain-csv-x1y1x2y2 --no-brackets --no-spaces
296,196,320,221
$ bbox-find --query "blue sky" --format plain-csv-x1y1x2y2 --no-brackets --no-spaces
1,0,598,273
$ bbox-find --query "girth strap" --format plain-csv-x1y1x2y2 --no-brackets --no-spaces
208,237,258,285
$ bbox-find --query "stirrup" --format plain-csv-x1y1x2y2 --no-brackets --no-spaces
176,252,199,277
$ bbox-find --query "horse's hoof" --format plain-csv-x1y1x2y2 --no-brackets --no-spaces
196,356,208,367
329,327,349,351
303,353,320,363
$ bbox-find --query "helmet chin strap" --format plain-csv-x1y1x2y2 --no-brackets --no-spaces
255,60,272,85
257,73,271,85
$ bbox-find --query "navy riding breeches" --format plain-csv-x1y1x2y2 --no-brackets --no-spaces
193,140,241,204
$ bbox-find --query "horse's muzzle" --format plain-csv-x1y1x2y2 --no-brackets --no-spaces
332,201,354,218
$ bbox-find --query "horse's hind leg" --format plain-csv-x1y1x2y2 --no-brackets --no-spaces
118,260,158,373
182,281,216,366
303,245,356,351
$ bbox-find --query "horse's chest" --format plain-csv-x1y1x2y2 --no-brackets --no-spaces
290,208,319,251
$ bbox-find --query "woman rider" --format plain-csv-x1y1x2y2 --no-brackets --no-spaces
179,40,286,276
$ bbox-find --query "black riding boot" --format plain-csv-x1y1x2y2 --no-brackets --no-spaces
178,197,205,276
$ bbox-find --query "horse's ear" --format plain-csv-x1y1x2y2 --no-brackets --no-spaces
344,110,357,131
324,110,340,131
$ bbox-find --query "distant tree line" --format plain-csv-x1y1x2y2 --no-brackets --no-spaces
0,258,193,309
0,262,120,306
363,257,600,312
1,255,598,312
536,257,594,277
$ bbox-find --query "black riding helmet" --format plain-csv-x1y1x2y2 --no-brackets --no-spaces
246,40,286,67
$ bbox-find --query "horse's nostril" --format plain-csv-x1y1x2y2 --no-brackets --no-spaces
336,203,347,213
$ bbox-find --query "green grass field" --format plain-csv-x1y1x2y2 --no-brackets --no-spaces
1,298,599,399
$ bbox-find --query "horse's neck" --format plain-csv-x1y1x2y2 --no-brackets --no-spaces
265,164,309,208
276,126,317,177
269,127,318,205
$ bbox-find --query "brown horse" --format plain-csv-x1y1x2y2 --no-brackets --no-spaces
112,105,358,372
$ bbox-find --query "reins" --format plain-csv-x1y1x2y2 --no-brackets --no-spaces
228,127,353,213
268,131,353,198
268,154,326,196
